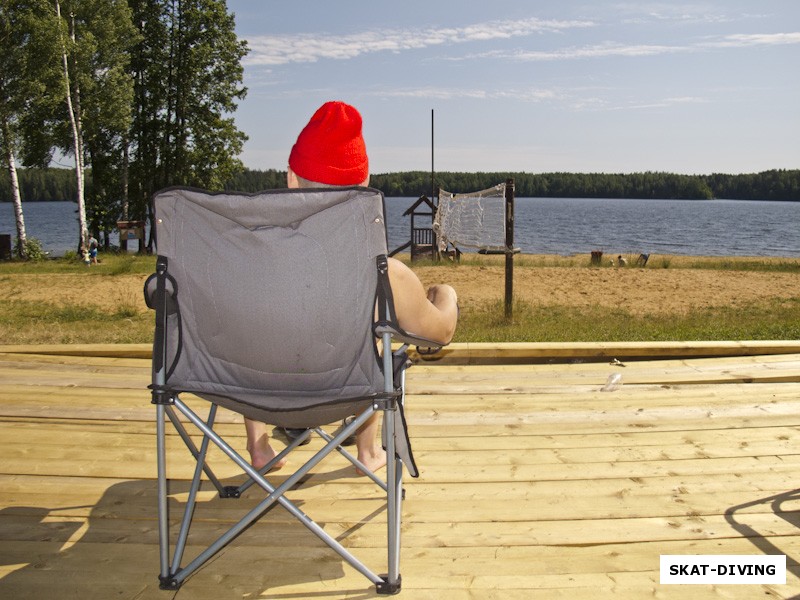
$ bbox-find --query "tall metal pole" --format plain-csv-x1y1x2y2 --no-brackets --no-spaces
430,109,435,200
504,178,515,320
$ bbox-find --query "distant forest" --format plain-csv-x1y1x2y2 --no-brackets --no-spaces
3,167,798,203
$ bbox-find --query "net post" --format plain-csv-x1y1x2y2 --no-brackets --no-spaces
504,179,515,320
433,186,440,262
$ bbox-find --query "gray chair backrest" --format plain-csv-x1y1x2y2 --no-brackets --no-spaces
151,186,390,426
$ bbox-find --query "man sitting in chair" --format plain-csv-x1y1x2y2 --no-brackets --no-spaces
246,101,459,475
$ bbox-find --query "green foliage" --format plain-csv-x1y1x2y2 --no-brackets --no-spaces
223,168,288,192
5,164,799,208
0,0,63,166
2,0,249,254
219,168,800,200
0,167,78,202
369,169,800,201
56,0,140,241
126,0,249,220
22,237,47,261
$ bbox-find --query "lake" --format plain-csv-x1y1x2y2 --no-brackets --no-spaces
1,197,798,258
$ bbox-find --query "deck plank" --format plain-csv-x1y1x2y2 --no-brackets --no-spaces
0,344,799,599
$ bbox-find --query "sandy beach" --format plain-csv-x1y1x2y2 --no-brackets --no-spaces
3,254,798,319
414,257,800,316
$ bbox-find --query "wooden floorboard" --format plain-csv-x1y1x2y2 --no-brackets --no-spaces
0,344,799,599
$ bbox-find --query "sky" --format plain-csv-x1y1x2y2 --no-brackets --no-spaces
226,1,800,175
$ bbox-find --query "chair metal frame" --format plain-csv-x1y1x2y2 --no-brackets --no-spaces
147,187,435,595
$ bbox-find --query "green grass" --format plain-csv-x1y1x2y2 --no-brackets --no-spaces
0,253,155,344
2,251,798,345
0,297,152,345
405,252,800,273
453,297,800,343
0,252,156,275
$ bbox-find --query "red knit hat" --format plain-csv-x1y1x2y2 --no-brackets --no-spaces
288,101,369,186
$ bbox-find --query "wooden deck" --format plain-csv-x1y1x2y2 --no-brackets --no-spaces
1,342,800,599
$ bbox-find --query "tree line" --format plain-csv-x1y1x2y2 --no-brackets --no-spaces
369,169,800,201
4,167,798,205
1,0,246,257
225,168,799,201
0,166,77,202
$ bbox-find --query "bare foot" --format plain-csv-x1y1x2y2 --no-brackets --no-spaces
247,439,287,473
355,447,387,476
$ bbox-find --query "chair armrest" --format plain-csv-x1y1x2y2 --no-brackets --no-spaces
374,322,444,353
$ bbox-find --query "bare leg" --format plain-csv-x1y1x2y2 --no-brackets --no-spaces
244,418,286,472
355,411,386,476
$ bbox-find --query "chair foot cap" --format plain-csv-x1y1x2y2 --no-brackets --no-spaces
158,575,180,590
220,485,241,498
376,574,402,595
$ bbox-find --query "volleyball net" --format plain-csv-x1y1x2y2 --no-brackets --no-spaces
434,179,517,318
434,183,507,253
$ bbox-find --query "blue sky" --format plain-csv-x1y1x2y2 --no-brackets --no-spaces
227,1,799,175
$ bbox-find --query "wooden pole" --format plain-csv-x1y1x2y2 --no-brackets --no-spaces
504,178,515,320
431,109,441,261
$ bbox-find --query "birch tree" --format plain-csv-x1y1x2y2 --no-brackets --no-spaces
0,0,57,257
52,0,136,251
0,123,26,258
0,3,26,257
53,0,88,250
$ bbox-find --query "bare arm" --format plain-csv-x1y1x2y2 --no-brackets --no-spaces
387,257,458,345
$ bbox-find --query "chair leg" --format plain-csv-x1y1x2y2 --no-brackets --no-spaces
316,425,389,491
378,406,403,595
154,375,407,590
165,405,229,496
156,404,173,588
171,404,218,574
376,331,403,595
236,428,313,495
167,396,386,589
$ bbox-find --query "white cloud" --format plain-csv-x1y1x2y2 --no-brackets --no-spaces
371,86,563,103
613,96,710,110
461,31,800,63
366,83,710,114
499,42,689,61
243,17,595,66
611,2,743,25
564,93,710,112
705,32,800,47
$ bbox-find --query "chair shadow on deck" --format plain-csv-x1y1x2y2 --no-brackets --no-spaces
0,473,388,599
725,487,800,595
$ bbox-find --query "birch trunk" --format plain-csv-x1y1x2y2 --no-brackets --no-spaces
1,120,27,258
55,0,87,252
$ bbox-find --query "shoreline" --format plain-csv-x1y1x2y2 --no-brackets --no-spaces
4,250,800,268
395,252,800,267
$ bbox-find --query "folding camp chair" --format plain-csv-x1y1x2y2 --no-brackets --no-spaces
145,186,439,594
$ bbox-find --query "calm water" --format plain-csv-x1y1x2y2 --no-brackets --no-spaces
387,197,800,258
1,197,798,258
